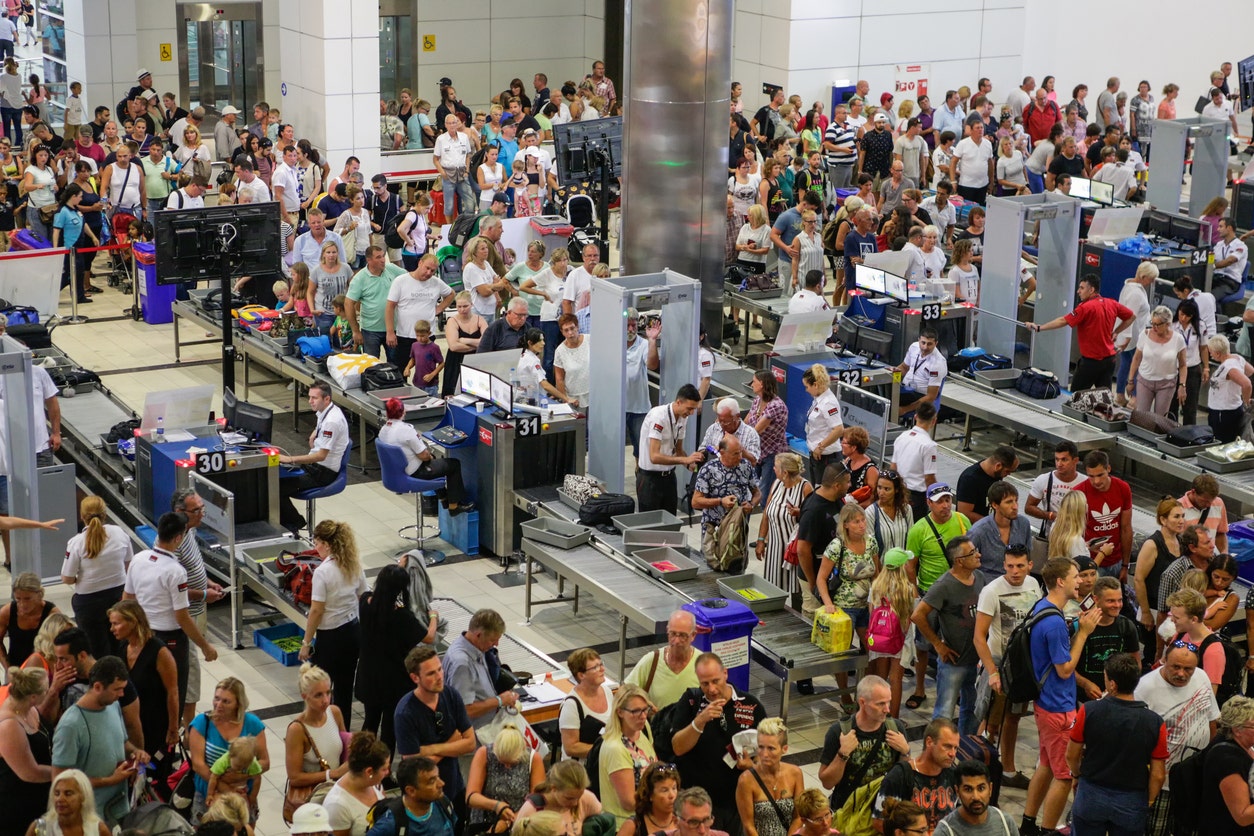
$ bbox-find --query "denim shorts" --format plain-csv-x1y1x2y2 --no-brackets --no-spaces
842,606,869,629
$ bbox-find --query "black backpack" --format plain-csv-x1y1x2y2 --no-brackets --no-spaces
577,492,635,526
468,140,501,188
650,699,686,765
1169,738,1228,836
1000,604,1064,704
1195,632,1243,707
362,362,405,392
383,213,406,250
448,210,489,251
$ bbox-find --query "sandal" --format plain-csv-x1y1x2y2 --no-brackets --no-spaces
905,693,927,710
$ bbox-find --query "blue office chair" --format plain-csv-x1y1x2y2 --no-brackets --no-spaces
1217,262,1252,306
376,440,447,562
293,439,352,538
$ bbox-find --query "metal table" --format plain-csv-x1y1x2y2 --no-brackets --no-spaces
1116,434,1254,515
724,291,795,358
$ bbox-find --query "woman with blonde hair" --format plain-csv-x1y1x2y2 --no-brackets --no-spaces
1206,335,1254,443
23,769,109,836
61,496,133,657
466,723,545,831
187,677,270,822
790,210,826,293
515,760,602,833
511,811,564,836
0,665,53,836
285,663,348,823
108,600,178,778
599,684,656,826
794,789,833,836
203,793,254,836
174,124,211,179
298,520,368,727
308,240,353,332
735,718,803,836
1047,490,1089,561
895,99,915,134
867,549,916,714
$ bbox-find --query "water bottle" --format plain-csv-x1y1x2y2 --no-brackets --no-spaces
539,393,550,419
155,416,165,443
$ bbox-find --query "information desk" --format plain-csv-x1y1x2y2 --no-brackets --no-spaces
518,490,865,721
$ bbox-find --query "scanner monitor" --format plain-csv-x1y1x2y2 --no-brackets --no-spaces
1070,177,1092,200
489,374,513,414
1088,179,1115,206
855,264,886,295
884,271,909,304
836,316,859,349
232,400,274,442
1148,211,1172,238
460,366,492,401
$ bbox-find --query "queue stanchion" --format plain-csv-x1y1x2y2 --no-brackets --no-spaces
131,240,142,320
64,245,87,324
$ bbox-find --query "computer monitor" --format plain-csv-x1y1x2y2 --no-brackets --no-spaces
232,400,274,442
855,264,886,295
836,317,859,350
1070,177,1092,200
489,374,513,414
1148,211,1173,238
222,387,238,428
460,366,492,402
858,328,894,360
884,271,909,304
1088,180,1115,206
1170,215,1205,247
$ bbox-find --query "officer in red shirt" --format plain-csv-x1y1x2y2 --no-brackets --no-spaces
1027,274,1134,392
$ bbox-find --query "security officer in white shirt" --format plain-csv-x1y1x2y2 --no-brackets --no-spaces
894,327,948,413
278,380,350,530
123,511,218,705
637,383,704,514
1213,217,1249,297
889,401,940,521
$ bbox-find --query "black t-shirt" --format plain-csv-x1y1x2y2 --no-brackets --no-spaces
0,196,15,232
1085,141,1111,167
1048,153,1086,178
753,105,778,141
728,132,746,173
955,461,999,519
669,686,766,808
797,492,843,556
820,718,901,808
953,227,984,260
1202,741,1254,835
874,761,958,833
394,688,472,802
1074,616,1140,699
365,190,401,229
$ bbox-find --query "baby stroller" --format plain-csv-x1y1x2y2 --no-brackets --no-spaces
105,210,138,293
564,193,604,261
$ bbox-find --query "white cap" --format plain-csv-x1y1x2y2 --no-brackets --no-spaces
289,804,331,836
221,105,241,116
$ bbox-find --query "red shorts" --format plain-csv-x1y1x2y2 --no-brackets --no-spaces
1036,706,1076,780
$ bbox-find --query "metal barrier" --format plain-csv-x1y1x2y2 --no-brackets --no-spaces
66,241,136,325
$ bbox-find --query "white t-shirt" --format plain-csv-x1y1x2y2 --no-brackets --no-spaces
952,136,994,188
61,525,133,595
727,174,761,218
562,266,594,313
387,273,453,336
557,682,613,762
1028,470,1088,526
996,150,1027,186
0,366,56,453
920,195,956,236
735,222,771,265
554,339,590,403
1114,279,1151,352
378,420,429,475
1186,289,1218,340
516,348,547,394
311,404,351,472
322,782,383,836
463,261,500,318
1093,161,1137,200
271,162,301,211
433,131,473,170
891,427,937,492
1004,88,1032,120
804,389,843,452
638,403,688,472
237,176,271,203
949,264,980,304
976,575,1044,658
1201,100,1234,127
1215,238,1249,283
1135,330,1185,381
1210,356,1246,411
1133,667,1219,771
531,266,567,322
311,558,369,631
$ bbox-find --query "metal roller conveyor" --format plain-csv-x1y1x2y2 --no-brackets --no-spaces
1116,434,1254,515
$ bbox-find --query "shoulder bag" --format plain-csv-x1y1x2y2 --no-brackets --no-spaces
283,720,336,824
1031,473,1053,569
749,769,791,832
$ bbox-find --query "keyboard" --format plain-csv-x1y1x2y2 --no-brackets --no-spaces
429,427,468,446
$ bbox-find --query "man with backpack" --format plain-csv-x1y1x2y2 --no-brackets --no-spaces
1166,588,1239,703
1064,653,1168,836
1019,558,1100,836
972,544,1042,791
818,675,908,812
692,435,760,572
669,652,766,836
364,755,456,836
624,609,700,707
934,760,1017,836
874,718,961,834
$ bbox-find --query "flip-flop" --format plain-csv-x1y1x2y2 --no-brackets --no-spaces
905,693,927,710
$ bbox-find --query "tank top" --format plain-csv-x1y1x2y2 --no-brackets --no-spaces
107,162,142,208
469,747,532,824
0,713,51,836
1143,531,1178,610
6,600,53,667
299,715,345,773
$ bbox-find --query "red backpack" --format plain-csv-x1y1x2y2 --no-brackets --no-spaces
277,549,321,606
866,597,905,655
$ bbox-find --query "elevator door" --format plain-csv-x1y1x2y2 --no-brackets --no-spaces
178,2,264,118
379,0,414,107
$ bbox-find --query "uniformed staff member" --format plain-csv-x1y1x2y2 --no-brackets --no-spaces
893,327,947,413
122,511,218,706
637,383,704,514
890,401,939,522
802,364,844,485
278,381,350,531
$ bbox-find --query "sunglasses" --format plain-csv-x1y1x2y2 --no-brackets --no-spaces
1172,639,1199,653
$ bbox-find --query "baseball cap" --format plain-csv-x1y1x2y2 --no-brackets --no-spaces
491,192,509,205
438,77,453,87
880,92,893,106
221,105,241,116
883,548,912,569
521,127,537,138
289,804,331,836
1073,555,1098,573
137,68,151,80
873,112,888,123
926,483,953,501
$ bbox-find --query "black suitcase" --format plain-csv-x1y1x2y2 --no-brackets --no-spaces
7,323,51,349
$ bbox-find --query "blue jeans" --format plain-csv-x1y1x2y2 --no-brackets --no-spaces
757,453,777,508
443,179,476,218
1072,781,1148,836
626,412,646,461
933,660,979,735
1027,170,1045,194
1,107,20,145
1115,348,1136,394
360,329,386,360
1096,561,1123,579
314,312,336,333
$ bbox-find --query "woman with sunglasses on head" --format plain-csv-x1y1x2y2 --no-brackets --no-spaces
616,761,680,836
735,718,803,836
559,648,614,764
599,685,656,827
516,760,602,835
867,470,913,555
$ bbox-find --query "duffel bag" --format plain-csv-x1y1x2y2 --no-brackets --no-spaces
0,305,40,325
362,362,405,392
578,493,635,527
966,354,1013,376
1164,425,1215,447
6,323,51,349
1014,367,1060,399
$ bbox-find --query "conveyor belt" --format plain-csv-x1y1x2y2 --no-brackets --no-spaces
942,377,1115,454
1116,434,1254,514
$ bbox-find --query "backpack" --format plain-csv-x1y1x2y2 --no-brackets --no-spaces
655,688,707,766
865,598,905,655
362,362,405,392
709,504,748,573
367,794,451,836
966,354,1012,376
383,213,406,249
578,492,635,526
448,211,488,251
276,549,320,606
468,140,501,187
1169,739,1227,836
1195,631,1244,706
829,715,900,811
1000,604,1064,704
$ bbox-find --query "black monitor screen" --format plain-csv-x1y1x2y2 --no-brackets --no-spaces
233,399,274,442
1171,216,1205,247
1089,180,1115,206
859,328,894,360
836,317,859,349
154,202,283,285
884,272,909,304
553,116,623,185
1148,211,1172,238
222,387,238,428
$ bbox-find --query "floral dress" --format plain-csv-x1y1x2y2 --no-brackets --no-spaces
824,533,880,611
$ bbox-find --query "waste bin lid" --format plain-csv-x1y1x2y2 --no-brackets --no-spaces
683,597,759,629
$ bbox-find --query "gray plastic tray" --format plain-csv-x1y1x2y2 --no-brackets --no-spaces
1085,412,1128,432
717,574,788,613
557,488,585,510
1156,436,1220,459
1126,423,1166,444
519,517,593,549
368,386,428,403
1060,404,1089,423
623,529,688,551
725,281,784,300
1196,451,1254,473
632,547,700,582
612,510,683,532
240,541,299,584
973,368,1021,389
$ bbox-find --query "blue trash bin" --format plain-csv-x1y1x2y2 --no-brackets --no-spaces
135,242,176,324
683,597,759,690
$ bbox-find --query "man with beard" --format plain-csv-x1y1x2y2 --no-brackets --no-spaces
934,760,1018,836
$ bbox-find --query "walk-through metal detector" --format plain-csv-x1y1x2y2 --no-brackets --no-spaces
1147,116,1230,217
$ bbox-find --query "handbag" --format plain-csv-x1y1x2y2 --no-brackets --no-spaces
783,536,800,566
283,720,336,824
1014,367,1060,400
563,474,603,505
38,204,56,223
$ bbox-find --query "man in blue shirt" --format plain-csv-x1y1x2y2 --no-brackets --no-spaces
932,90,966,139
394,646,475,813
1020,558,1100,836
769,190,822,279
364,756,456,836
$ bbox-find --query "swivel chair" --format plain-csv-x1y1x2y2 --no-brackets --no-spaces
376,440,447,563
292,439,352,539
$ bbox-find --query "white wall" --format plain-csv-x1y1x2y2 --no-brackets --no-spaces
734,0,1026,116
64,0,138,122
1021,2,1254,110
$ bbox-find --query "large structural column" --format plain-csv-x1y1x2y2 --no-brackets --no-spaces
620,0,733,346
62,0,137,127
